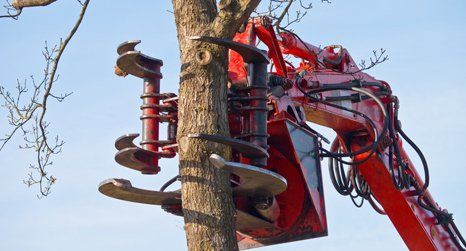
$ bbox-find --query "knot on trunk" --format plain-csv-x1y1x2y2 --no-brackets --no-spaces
195,50,212,66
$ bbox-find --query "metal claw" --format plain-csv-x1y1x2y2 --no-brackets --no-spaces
190,36,269,64
236,210,275,231
116,40,163,79
115,133,139,150
116,40,140,55
115,147,161,174
98,178,181,205
117,51,163,79
98,178,275,230
188,133,269,158
209,154,287,196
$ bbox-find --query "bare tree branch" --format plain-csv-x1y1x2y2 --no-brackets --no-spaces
352,48,389,73
277,25,388,80
38,0,89,153
0,0,90,197
11,0,56,9
274,0,294,29
213,0,262,38
253,0,326,30
0,0,22,19
1,0,58,19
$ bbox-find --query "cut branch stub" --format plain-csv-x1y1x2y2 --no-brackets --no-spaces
194,50,212,65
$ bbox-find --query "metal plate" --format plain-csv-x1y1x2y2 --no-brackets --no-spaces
236,210,275,231
209,154,287,196
98,178,180,205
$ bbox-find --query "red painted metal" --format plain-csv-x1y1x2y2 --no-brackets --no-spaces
279,31,319,67
229,22,255,85
140,76,162,170
354,148,457,250
235,118,327,249
252,17,287,77
225,18,462,250
105,17,464,251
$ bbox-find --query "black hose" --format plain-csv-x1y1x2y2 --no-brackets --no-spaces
321,80,387,89
296,82,388,160
350,193,364,208
307,84,385,96
450,221,466,250
160,175,180,192
368,195,386,215
387,102,410,190
328,138,386,214
290,42,465,246
395,116,430,192
328,141,352,196
324,91,391,103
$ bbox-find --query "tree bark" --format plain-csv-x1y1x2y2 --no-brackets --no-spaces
171,0,259,250
12,0,56,9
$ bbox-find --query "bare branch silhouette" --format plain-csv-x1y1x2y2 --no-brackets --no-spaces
277,26,388,80
1,0,60,19
253,0,329,30
0,0,22,19
353,48,389,73
11,0,57,9
0,0,90,197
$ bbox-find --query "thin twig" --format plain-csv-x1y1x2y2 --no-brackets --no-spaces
0,0,90,197
39,0,90,153
253,0,328,30
0,0,22,19
274,0,294,30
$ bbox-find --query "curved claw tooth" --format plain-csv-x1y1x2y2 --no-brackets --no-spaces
115,147,161,174
98,178,180,205
209,154,287,196
209,154,226,168
190,36,269,64
115,133,139,150
98,179,275,230
116,51,163,79
188,133,269,158
117,40,141,55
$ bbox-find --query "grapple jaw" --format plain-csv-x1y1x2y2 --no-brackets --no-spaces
111,41,178,175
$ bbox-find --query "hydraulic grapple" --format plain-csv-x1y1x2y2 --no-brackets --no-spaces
99,17,465,250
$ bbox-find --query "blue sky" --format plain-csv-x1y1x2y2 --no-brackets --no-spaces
0,0,465,250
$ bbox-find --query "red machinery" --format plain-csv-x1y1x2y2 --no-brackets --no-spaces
99,17,465,250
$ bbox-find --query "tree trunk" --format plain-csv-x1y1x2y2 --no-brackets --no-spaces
171,0,259,250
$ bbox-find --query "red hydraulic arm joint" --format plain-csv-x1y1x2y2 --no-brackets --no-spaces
252,17,288,77
279,31,319,67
